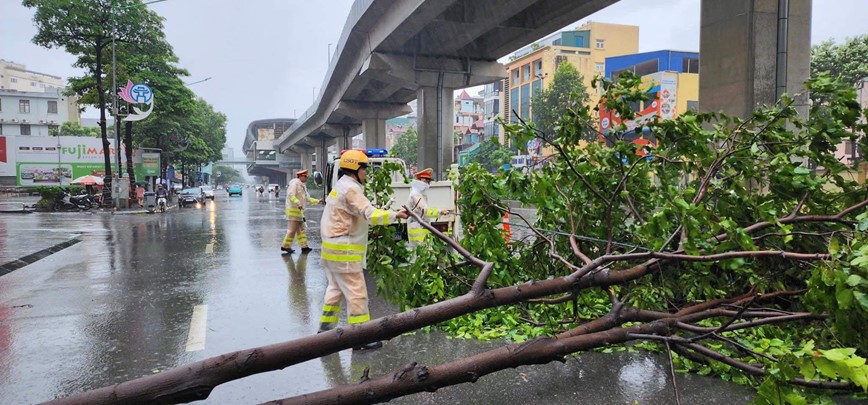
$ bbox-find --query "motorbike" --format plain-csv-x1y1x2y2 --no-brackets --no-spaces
70,191,99,209
53,190,89,211
157,196,167,213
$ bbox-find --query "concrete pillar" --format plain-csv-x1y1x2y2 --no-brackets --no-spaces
699,0,812,118
416,85,454,180
362,118,387,149
315,139,327,173
338,126,352,151
300,148,312,174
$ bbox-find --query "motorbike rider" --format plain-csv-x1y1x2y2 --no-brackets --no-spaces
155,184,169,209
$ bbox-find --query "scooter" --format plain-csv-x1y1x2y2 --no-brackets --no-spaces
53,191,89,211
69,191,95,209
157,196,167,213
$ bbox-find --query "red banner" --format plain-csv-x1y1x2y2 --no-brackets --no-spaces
0,136,6,163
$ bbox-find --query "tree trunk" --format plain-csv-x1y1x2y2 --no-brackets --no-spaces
95,43,113,207
124,121,136,203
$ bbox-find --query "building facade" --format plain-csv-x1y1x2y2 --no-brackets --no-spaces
482,81,504,141
501,22,640,149
0,88,80,137
0,60,65,92
599,50,700,135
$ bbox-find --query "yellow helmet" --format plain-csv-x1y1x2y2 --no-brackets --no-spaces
339,150,369,171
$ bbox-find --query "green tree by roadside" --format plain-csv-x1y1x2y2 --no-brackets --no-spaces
48,122,101,137
811,35,868,102
531,61,589,139
390,125,417,167
24,0,171,203
467,138,513,172
212,165,242,185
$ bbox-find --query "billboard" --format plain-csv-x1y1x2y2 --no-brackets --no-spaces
141,152,160,176
0,135,148,186
599,71,679,134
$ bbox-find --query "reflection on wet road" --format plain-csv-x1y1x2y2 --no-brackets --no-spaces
0,191,757,404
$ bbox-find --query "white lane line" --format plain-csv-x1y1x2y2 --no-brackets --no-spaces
205,243,214,254
185,305,208,352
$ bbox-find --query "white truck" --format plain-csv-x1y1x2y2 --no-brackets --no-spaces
314,149,459,238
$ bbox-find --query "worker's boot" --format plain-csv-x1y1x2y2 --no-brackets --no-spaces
353,341,383,351
301,247,313,253
280,246,294,254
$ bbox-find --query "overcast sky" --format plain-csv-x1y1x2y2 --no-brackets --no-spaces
2,0,867,155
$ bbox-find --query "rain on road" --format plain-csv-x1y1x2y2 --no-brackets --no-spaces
0,190,756,404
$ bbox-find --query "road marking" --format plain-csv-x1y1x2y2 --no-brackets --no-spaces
185,305,208,352
205,243,214,254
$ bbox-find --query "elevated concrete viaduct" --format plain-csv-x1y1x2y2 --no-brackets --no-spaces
274,0,812,180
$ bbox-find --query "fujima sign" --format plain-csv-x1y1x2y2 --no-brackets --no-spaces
0,135,148,186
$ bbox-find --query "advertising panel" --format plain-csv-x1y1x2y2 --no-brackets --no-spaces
141,152,160,176
0,135,146,186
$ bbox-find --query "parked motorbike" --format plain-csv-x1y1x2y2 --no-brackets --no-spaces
53,191,89,211
69,191,98,209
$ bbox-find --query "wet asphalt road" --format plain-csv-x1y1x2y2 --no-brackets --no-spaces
0,190,758,404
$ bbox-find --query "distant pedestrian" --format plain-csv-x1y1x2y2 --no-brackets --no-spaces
136,184,145,208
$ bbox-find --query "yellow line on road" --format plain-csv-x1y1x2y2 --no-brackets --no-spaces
185,304,208,352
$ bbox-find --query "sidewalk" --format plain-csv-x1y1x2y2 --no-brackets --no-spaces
0,195,176,214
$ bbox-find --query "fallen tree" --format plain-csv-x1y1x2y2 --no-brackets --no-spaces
50,74,868,404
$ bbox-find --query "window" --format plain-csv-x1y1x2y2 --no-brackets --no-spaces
682,57,700,74
11,78,17,83
522,64,531,82
533,59,542,75
20,124,31,135
30,81,36,87
555,55,567,69
595,62,604,73
48,100,58,114
595,39,605,49
512,69,520,84
48,124,58,133
19,99,30,113
0,98,2,112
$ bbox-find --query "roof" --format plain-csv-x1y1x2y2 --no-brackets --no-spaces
458,90,472,100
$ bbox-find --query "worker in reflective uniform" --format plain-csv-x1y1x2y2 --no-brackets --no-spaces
281,170,320,254
318,150,408,350
407,168,450,249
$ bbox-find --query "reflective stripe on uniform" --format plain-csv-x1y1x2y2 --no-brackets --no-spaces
320,315,339,323
322,304,340,312
286,207,303,217
322,241,365,252
426,207,439,218
370,209,391,225
290,196,300,204
321,241,365,263
322,253,363,262
348,313,370,324
328,190,338,198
